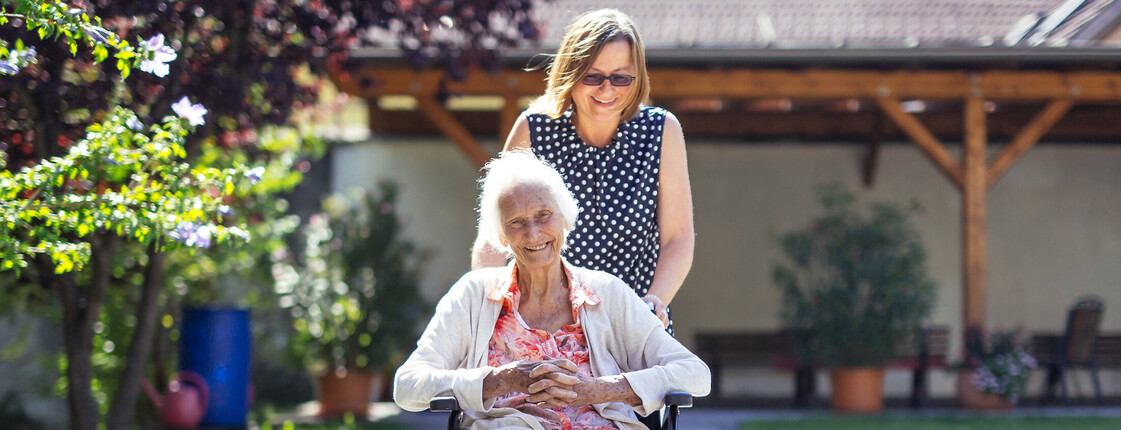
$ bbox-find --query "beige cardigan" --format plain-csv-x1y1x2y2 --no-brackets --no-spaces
394,262,710,430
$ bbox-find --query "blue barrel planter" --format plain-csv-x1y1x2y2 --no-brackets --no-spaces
179,306,251,427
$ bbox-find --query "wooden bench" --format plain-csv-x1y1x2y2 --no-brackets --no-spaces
1029,332,1121,369
1029,332,1121,403
695,326,950,407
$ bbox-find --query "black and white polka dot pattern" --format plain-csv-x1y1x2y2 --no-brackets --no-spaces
527,106,673,333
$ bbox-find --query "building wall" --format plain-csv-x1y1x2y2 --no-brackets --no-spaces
332,138,1121,399
0,316,67,428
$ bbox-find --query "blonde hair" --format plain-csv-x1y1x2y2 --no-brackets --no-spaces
527,8,649,123
477,149,580,257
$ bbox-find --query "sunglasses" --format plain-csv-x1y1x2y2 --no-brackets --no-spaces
580,73,636,87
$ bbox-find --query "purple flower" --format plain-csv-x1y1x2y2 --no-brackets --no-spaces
0,61,18,75
18,47,36,63
169,222,212,248
126,116,144,131
246,166,265,185
218,205,234,217
138,33,177,78
171,96,207,126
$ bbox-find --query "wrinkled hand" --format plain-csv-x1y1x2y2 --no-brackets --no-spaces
642,294,670,328
496,359,580,408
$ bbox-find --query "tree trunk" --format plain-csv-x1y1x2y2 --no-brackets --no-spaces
55,234,117,430
32,43,68,161
107,245,165,430
58,272,96,430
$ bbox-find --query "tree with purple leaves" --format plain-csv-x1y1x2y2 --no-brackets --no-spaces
0,1,545,429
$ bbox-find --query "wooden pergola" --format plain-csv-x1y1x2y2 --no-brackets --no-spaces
333,63,1121,328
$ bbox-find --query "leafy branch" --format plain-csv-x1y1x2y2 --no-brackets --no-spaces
0,104,253,273
0,0,164,78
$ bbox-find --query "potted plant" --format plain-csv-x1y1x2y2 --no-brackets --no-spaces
773,183,936,413
955,325,1037,409
271,182,429,417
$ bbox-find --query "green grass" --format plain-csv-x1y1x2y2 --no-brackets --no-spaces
740,416,1121,430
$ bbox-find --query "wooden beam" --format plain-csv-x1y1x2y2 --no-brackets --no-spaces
361,105,1121,140
665,69,1121,100
875,97,964,188
335,67,1121,100
499,93,521,144
414,96,492,168
333,68,544,98
963,96,988,327
986,99,1075,187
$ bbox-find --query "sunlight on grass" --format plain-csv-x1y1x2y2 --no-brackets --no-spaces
740,416,1121,430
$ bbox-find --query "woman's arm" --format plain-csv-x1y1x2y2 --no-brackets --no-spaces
556,374,642,407
394,278,496,412
470,116,531,270
646,111,695,308
548,275,710,414
614,274,711,415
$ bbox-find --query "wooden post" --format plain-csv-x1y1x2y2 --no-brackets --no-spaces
861,112,884,188
963,96,988,327
367,97,390,132
499,93,521,144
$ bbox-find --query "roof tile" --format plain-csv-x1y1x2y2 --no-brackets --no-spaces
530,0,1069,48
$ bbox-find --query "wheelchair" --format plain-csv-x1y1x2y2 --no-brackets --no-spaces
430,392,693,430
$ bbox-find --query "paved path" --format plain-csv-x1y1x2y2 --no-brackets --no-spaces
372,403,1121,430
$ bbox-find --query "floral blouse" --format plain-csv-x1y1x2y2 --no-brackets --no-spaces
487,265,617,430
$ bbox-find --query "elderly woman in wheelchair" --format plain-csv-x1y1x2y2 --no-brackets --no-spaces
394,150,710,429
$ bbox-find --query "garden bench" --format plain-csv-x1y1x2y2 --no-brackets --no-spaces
695,325,950,408
1029,331,1121,404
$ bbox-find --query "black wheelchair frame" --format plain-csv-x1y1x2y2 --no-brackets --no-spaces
430,392,693,430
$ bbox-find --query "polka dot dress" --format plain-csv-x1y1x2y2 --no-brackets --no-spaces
527,105,673,334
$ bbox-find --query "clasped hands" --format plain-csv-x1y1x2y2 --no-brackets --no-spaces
493,358,585,408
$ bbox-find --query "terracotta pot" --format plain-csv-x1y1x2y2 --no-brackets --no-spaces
830,367,884,413
956,371,1014,410
317,369,377,417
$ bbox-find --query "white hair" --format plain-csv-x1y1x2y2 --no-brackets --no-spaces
477,149,580,256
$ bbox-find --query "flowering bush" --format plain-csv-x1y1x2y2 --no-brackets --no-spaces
0,5,255,428
959,325,1038,403
272,183,429,373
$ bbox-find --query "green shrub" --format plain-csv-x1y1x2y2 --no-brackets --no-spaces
773,183,936,367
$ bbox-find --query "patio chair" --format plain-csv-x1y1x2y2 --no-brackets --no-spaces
1041,295,1105,405
430,392,693,430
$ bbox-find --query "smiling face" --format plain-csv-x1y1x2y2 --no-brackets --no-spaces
498,183,568,270
571,39,636,126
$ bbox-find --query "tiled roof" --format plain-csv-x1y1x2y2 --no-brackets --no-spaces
529,0,1084,48
350,1,1121,68
1046,0,1121,43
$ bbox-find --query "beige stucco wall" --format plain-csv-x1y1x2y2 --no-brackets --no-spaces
332,137,1121,399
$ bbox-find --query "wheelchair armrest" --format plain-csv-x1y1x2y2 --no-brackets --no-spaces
664,392,693,408
430,396,461,411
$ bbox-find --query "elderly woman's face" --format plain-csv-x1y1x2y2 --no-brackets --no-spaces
498,184,566,269
571,39,635,125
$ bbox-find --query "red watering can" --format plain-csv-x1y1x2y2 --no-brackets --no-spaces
141,370,209,429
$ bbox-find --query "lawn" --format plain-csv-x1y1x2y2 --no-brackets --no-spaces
739,416,1121,430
